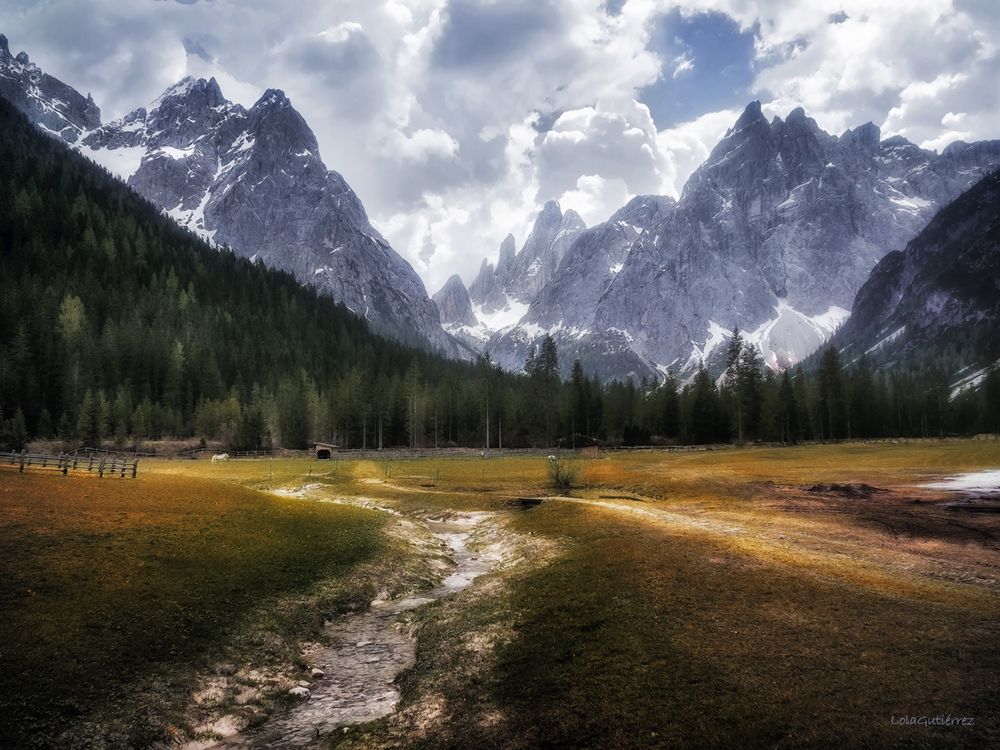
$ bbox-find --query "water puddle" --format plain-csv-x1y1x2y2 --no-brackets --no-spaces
923,469,1000,496
923,469,1000,513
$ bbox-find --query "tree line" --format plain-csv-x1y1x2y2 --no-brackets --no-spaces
1,96,998,453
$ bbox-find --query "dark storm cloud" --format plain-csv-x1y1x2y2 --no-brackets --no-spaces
431,0,563,70
288,24,385,120
183,34,214,62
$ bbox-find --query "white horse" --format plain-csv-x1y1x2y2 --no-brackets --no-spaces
547,455,557,462
211,453,230,463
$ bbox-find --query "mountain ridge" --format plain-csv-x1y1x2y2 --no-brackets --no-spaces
483,101,1000,379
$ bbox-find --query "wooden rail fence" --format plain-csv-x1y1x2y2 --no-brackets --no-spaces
1,451,138,478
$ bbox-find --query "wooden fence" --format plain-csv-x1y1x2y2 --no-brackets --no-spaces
1,451,138,478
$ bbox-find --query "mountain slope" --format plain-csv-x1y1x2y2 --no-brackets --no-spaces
830,167,1000,389
0,37,461,356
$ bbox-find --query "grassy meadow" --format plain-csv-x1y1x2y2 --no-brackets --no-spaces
0,470,390,748
2,441,999,748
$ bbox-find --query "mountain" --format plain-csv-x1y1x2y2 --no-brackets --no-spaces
503,201,586,302
487,195,676,380
0,34,99,142
489,102,1000,380
830,167,1000,392
0,37,462,357
433,274,477,327
468,200,586,316
468,234,516,314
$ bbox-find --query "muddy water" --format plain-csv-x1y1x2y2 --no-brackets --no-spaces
208,511,499,749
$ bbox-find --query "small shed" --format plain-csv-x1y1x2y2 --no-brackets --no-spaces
313,442,339,459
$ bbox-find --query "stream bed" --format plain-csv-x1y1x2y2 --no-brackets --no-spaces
208,510,500,749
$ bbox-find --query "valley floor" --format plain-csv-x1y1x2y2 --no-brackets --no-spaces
2,441,999,749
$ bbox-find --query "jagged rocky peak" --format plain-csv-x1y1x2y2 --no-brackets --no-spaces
504,199,586,302
687,100,778,194
488,100,1000,382
433,274,478,327
0,32,100,140
732,99,768,131
246,87,318,157
154,76,226,109
842,120,881,150
469,254,508,313
496,233,516,276
559,207,585,233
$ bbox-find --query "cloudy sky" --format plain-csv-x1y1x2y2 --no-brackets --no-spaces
2,0,997,293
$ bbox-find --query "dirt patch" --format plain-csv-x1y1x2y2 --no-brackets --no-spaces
805,483,886,498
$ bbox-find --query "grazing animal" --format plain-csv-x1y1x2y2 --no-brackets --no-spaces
211,453,230,463
547,455,557,462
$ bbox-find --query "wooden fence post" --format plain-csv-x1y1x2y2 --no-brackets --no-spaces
132,460,138,479
19,449,26,473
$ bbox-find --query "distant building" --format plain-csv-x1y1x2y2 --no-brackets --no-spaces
313,442,339,459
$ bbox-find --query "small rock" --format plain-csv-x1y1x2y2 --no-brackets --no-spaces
218,663,237,676
310,667,326,679
356,641,371,647
296,680,311,688
288,686,310,700
366,656,381,663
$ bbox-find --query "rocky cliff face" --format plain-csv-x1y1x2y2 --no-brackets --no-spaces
830,167,1000,391
0,40,462,357
468,235,514,314
0,34,100,142
433,274,477,327
468,201,586,314
432,274,487,352
487,196,676,379
503,201,585,303
489,102,1000,380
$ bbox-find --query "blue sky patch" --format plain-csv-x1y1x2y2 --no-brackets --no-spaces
640,10,756,128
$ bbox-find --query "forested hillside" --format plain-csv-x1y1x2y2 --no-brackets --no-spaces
0,96,998,451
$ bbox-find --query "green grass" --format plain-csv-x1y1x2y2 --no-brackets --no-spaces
0,471,385,748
